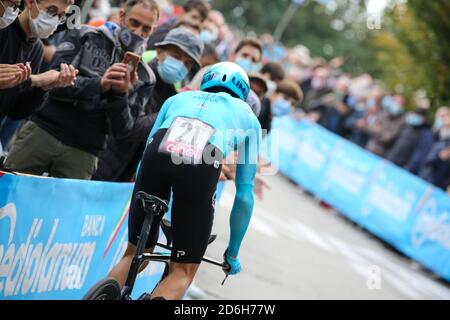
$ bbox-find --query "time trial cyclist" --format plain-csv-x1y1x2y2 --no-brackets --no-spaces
107,61,262,300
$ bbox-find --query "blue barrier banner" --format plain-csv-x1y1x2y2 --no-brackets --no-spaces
0,172,163,300
264,116,450,282
358,162,433,246
266,116,301,175
289,121,339,195
409,188,450,279
318,139,380,221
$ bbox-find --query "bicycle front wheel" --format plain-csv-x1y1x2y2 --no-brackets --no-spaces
82,278,121,300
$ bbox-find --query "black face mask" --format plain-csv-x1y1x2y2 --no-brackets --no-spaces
118,27,146,55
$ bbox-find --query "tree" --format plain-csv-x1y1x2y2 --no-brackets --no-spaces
370,0,450,109
211,0,377,75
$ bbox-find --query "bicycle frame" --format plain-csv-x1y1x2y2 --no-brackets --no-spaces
120,192,226,300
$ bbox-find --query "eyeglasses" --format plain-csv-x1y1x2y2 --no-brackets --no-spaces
34,0,68,24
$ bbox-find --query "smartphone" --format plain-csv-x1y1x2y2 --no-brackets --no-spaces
123,52,141,74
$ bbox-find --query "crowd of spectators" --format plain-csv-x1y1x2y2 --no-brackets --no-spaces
0,0,449,192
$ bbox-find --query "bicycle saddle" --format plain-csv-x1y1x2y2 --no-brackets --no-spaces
136,192,169,216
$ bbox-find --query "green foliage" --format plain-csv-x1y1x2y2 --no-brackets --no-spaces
371,0,450,109
211,0,450,109
211,0,377,75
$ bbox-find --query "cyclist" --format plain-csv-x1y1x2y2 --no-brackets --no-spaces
108,62,262,300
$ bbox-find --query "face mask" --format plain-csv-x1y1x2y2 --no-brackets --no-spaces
388,102,404,116
28,0,59,39
272,97,292,117
235,57,258,73
382,96,393,110
158,55,188,84
406,113,424,127
200,29,218,44
0,0,19,29
355,103,366,112
118,26,147,56
266,80,277,98
434,118,444,130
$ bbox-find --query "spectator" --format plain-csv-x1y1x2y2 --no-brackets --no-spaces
199,13,219,45
173,17,201,35
0,0,78,117
249,73,268,102
147,0,210,49
93,27,203,182
258,62,285,132
386,107,433,168
433,106,449,132
318,76,351,135
88,0,112,21
365,95,406,157
345,93,382,148
229,38,264,116
301,67,332,112
420,108,450,190
230,37,263,74
4,0,160,179
0,0,20,29
268,80,303,119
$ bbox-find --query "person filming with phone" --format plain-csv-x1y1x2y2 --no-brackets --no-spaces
3,0,160,180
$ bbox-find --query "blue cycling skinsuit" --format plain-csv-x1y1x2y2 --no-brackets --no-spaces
128,90,262,273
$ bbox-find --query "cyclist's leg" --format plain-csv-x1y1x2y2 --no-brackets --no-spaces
151,262,202,300
151,145,222,300
108,243,157,288
108,130,171,287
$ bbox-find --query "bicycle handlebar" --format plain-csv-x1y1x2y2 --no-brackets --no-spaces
156,242,229,270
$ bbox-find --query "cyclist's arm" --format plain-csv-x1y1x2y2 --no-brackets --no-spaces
228,126,261,258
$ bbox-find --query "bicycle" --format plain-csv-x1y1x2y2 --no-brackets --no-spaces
83,191,229,300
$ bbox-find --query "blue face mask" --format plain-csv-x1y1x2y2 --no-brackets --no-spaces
158,55,188,84
200,30,217,44
382,96,393,110
235,57,258,73
355,103,366,112
388,102,404,116
272,97,292,117
434,118,444,130
406,113,424,127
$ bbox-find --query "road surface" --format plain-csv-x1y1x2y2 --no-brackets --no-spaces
194,174,450,300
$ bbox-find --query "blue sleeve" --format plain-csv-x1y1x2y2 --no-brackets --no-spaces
228,122,261,258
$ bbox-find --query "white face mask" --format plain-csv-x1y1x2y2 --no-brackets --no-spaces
0,0,19,29
28,0,59,39
265,80,277,98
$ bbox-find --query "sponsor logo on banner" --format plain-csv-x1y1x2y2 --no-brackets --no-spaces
0,204,99,297
412,197,450,250
265,116,450,282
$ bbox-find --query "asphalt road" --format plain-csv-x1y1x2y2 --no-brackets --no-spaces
194,174,450,300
